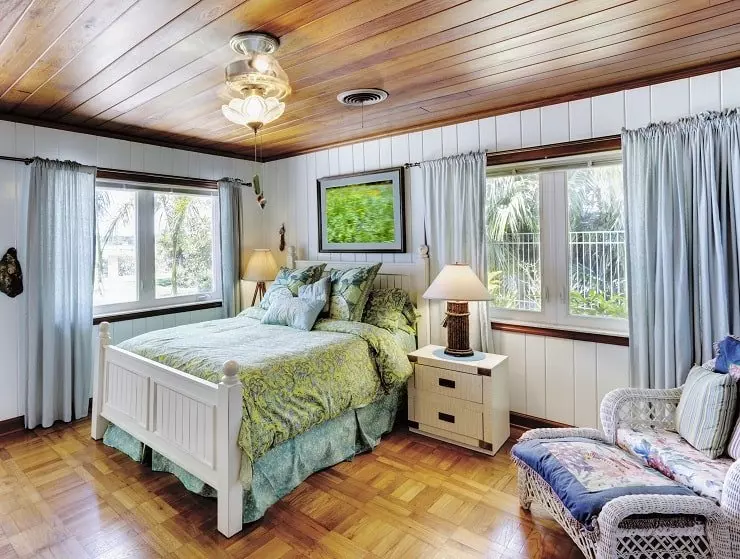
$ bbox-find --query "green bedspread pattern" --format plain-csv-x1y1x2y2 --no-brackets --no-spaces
117,307,412,463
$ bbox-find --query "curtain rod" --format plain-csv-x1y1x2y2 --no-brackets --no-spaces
0,155,252,190
403,150,491,168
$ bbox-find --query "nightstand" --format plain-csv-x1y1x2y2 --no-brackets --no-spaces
407,344,509,455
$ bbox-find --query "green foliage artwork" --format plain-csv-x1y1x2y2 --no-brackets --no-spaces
326,182,395,244
319,168,405,252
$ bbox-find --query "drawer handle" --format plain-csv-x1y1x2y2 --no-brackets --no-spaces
438,412,455,424
438,378,456,389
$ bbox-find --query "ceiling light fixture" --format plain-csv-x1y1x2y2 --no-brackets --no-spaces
221,32,291,134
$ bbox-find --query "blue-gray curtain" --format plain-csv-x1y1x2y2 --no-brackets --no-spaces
218,178,242,317
21,158,96,428
421,152,490,352
623,110,740,389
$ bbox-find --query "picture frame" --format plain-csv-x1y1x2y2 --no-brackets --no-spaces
317,167,406,253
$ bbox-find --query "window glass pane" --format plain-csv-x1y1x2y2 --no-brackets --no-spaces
154,192,215,299
94,189,137,306
567,165,627,318
486,173,541,311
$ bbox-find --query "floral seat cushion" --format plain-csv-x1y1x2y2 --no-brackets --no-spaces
617,427,733,504
512,437,695,526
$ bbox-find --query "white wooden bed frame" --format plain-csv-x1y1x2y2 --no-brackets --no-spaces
91,245,430,537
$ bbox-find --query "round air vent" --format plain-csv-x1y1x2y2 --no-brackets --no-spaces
337,88,388,106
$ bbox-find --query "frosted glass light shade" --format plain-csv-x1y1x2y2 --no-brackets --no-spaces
244,249,278,281
423,264,491,301
221,94,285,129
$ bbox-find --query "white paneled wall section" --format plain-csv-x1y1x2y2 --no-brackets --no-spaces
263,67,740,426
0,120,262,421
493,330,630,429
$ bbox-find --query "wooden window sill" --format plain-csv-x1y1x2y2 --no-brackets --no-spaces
491,321,628,346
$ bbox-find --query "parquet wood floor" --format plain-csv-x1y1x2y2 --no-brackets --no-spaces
0,419,583,559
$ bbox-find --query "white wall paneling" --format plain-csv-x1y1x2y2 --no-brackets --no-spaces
573,341,598,428
591,91,625,137
624,87,651,130
650,79,690,124
493,329,628,429
520,108,541,148
568,99,592,141
721,68,740,109
0,121,260,421
540,103,569,146
690,73,721,114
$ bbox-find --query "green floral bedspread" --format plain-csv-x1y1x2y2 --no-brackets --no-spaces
117,308,412,462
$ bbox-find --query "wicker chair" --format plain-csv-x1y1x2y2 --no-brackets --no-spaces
513,388,735,559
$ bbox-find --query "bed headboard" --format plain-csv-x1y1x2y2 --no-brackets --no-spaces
288,246,431,348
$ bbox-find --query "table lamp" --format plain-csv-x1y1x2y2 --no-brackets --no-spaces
423,264,491,357
244,249,278,306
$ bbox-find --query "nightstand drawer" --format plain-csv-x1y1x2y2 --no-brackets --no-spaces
415,364,483,403
416,391,483,440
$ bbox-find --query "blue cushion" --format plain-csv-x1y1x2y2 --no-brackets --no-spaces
261,297,325,331
512,437,695,527
715,335,740,377
298,276,331,313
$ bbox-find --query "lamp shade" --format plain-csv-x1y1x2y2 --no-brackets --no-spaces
423,264,491,301
244,249,278,281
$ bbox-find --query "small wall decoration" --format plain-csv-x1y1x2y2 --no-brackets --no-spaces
317,167,406,253
0,247,23,298
279,223,286,252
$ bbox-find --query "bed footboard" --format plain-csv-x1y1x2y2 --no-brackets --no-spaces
91,322,245,537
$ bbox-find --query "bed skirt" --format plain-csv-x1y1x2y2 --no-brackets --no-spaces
103,385,405,523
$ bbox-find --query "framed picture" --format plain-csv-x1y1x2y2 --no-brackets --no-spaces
317,167,406,253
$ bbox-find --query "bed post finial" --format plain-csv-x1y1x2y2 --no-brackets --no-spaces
99,321,111,344
222,360,240,385
287,245,296,268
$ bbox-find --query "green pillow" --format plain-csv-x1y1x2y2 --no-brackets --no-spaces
328,263,381,321
362,288,417,333
676,365,737,458
259,264,326,310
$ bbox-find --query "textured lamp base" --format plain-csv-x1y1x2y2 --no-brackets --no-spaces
251,281,267,306
443,301,474,357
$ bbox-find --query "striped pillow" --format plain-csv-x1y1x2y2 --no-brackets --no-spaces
676,365,737,459
726,417,740,459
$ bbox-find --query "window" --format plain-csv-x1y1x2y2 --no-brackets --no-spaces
486,153,627,333
94,181,221,316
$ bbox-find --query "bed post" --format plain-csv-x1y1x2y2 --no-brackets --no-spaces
286,245,296,268
91,321,111,440
216,360,244,537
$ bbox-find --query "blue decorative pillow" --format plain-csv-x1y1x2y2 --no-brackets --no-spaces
714,335,740,380
298,277,331,313
261,297,325,331
259,264,326,310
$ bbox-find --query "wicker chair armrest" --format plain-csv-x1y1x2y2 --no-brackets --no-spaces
517,427,606,443
600,387,683,444
597,495,730,559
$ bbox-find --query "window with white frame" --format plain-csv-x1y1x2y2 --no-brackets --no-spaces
93,180,221,316
485,152,627,333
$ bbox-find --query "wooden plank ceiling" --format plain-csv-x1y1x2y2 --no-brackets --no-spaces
1,0,740,161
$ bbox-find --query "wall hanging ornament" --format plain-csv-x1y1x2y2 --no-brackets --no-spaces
0,247,23,298
279,223,286,251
